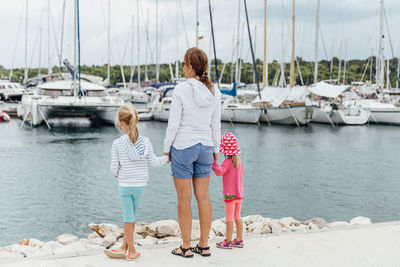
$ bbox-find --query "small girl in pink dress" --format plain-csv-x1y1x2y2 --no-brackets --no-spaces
212,132,244,249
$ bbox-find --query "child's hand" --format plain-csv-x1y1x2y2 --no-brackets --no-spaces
213,153,218,161
163,152,171,163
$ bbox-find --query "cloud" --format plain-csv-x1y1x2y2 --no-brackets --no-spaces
0,0,399,70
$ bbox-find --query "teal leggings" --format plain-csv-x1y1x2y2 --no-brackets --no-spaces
119,186,145,223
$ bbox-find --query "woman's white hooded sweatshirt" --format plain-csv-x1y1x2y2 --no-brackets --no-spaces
163,78,221,153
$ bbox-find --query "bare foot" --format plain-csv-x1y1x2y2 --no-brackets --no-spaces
126,251,141,261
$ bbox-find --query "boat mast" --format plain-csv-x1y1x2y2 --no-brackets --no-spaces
279,0,285,87
235,0,240,83
343,43,347,84
263,0,268,87
145,9,149,81
196,0,199,47
377,0,385,88
23,0,28,84
107,0,111,85
175,0,179,79
39,27,42,77
73,0,77,97
130,15,134,83
289,0,295,88
313,0,320,84
47,0,52,74
137,0,141,88
59,0,66,72
155,0,159,82
253,25,257,83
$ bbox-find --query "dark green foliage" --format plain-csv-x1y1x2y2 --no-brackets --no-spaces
1,57,398,87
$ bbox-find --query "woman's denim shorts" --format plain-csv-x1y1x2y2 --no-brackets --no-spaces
171,143,214,179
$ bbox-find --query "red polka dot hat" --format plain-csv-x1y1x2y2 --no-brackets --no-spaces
219,132,241,156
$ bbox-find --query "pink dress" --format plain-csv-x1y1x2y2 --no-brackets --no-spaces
212,157,243,202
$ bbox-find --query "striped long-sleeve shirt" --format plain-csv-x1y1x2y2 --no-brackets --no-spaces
111,134,168,187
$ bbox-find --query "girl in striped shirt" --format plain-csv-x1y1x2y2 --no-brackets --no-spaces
106,104,168,261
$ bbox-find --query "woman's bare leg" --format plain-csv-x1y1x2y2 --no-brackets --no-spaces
174,178,193,255
193,177,212,253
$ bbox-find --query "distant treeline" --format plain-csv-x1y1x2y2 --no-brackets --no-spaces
1,57,398,87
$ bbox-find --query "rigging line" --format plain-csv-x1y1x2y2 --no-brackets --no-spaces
49,2,61,68
178,0,190,49
208,0,220,89
319,24,329,60
28,4,47,72
144,10,155,64
383,8,399,86
77,0,82,94
9,0,26,79
243,0,261,98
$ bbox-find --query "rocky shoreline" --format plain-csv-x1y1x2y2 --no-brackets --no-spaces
0,215,372,260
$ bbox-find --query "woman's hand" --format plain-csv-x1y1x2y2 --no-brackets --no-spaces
163,152,171,162
213,153,218,161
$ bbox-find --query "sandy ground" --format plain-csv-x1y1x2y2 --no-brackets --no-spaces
2,222,400,267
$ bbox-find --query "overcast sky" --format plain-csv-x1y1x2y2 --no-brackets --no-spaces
1,0,399,69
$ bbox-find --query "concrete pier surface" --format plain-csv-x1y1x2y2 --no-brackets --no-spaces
2,221,400,267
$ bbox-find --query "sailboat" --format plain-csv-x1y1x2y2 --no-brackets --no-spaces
253,0,314,126
218,0,262,124
17,1,123,128
356,0,400,125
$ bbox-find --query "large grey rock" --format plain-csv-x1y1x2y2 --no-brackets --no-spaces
278,217,301,228
28,239,45,248
55,234,79,245
304,218,328,229
40,241,63,254
242,215,264,226
88,232,101,240
350,216,372,225
247,220,271,235
136,236,158,246
88,223,123,239
102,234,117,248
211,219,226,236
148,220,180,238
135,222,151,237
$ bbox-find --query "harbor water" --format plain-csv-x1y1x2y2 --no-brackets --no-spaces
1,119,400,246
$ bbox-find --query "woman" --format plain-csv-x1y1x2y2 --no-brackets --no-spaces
163,47,221,258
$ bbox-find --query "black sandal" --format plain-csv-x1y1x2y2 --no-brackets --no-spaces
191,244,211,257
171,246,194,258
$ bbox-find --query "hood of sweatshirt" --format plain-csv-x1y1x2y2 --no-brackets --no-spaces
188,78,215,107
120,135,147,160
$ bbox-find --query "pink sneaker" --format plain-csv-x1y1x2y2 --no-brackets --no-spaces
232,239,244,248
216,240,233,249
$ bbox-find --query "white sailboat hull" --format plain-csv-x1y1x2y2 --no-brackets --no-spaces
312,108,370,125
221,106,262,124
18,94,123,126
260,106,313,125
360,100,400,125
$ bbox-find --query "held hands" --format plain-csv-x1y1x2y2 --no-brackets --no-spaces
213,153,218,161
163,152,171,163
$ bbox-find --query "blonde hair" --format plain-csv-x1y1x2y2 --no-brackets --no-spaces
115,104,139,144
229,155,240,168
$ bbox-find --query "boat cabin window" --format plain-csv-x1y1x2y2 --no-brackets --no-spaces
7,85,13,89
0,85,5,89
39,89,63,96
87,90,107,97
